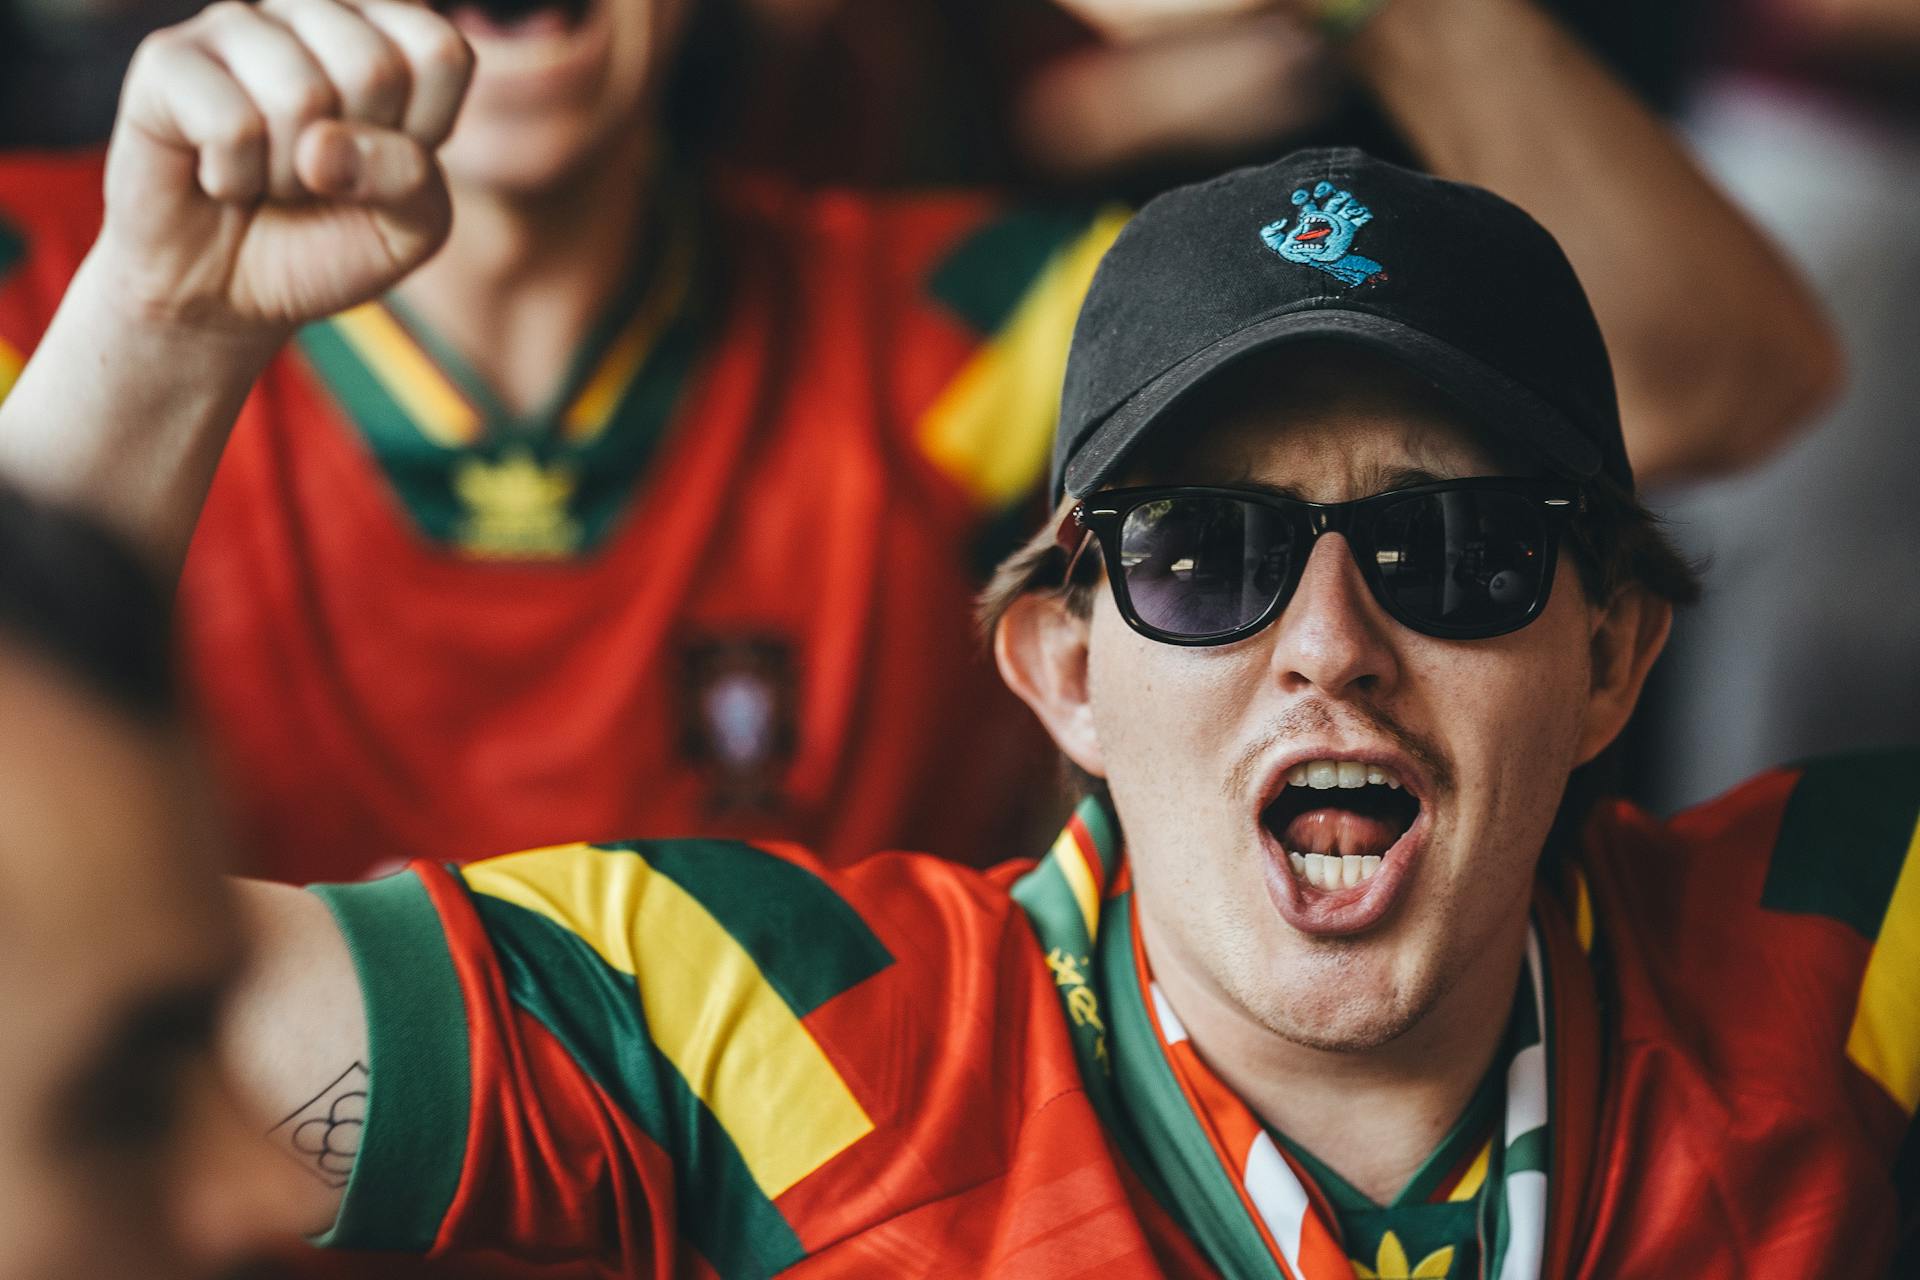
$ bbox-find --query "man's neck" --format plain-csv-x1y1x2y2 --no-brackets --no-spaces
1152,918,1528,1205
395,130,660,418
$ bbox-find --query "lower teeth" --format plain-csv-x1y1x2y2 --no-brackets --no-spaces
1288,851,1383,891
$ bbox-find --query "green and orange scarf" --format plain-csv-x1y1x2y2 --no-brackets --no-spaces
1013,798,1596,1280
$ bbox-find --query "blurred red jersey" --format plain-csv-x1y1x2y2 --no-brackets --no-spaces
0,151,1125,880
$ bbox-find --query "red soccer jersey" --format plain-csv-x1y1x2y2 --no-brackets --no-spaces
0,152,1125,881
296,749,1918,1278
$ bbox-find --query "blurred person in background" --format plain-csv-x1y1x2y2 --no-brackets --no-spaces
0,0,1837,891
0,0,199,147
1,0,1113,881
1633,0,1920,813
0,477,312,1280
727,0,1833,489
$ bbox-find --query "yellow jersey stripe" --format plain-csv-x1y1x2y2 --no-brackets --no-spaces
1053,828,1102,943
1447,1138,1492,1202
563,222,696,443
0,334,23,401
1573,867,1595,954
332,303,483,447
1846,813,1920,1115
918,207,1129,508
462,844,874,1198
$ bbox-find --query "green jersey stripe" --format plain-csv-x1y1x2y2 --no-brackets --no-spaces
472,892,808,1279
612,839,894,1018
927,204,1099,335
0,217,22,282
1103,898,1287,1279
1761,748,1920,940
561,289,708,549
296,320,474,545
308,874,472,1252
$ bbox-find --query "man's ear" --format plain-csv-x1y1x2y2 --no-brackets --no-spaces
1576,586,1673,766
994,592,1107,778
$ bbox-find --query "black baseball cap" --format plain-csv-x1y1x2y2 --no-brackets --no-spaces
1052,147,1631,501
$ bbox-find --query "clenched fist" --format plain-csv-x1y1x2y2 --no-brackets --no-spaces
99,0,474,334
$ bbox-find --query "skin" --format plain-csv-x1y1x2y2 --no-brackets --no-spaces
0,648,318,1279
997,350,1670,1200
398,0,693,413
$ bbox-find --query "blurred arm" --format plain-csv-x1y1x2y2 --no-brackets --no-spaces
1780,0,1920,42
1347,0,1844,482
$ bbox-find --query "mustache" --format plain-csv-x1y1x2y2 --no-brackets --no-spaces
1223,699,1454,802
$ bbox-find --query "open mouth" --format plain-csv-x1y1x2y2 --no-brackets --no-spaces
1260,760,1421,893
1293,218,1333,244
432,0,593,35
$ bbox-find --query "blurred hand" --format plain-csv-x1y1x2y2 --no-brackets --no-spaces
96,0,473,336
1021,9,1332,178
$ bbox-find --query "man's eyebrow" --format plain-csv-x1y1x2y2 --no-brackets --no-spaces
1214,465,1453,500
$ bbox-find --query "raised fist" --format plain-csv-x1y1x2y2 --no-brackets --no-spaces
97,0,474,335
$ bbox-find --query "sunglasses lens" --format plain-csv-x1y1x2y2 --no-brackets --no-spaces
1371,489,1549,633
1118,495,1297,639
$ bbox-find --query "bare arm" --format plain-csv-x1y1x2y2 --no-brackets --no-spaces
0,0,473,1234
0,0,472,572
1783,0,1920,44
224,881,369,1235
1344,0,1843,482
1046,0,1845,483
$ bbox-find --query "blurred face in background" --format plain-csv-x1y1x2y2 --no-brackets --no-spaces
0,649,294,1280
434,0,697,195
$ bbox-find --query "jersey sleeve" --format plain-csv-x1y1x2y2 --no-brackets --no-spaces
1648,746,1920,1212
1747,747,1920,1213
0,152,106,401
908,201,1128,521
826,189,1124,573
307,836,1081,1275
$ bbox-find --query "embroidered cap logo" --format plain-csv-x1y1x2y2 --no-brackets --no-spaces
1260,181,1389,288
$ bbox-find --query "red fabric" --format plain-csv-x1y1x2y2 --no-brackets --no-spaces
0,155,1056,883
310,778,1906,1276
1570,769,1903,1277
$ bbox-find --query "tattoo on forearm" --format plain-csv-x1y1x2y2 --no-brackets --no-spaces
270,1062,368,1189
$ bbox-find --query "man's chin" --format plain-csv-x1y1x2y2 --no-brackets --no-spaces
441,116,623,199
1242,951,1438,1055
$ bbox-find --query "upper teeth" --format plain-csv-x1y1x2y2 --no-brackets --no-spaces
1287,760,1402,790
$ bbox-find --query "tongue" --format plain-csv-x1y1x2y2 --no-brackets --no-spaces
1281,807,1400,859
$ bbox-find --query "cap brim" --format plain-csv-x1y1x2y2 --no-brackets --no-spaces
1060,306,1604,498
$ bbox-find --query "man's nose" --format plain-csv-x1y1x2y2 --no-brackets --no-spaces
1265,533,1399,697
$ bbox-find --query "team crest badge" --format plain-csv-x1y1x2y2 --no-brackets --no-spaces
679,635,798,814
452,449,582,558
1260,181,1388,288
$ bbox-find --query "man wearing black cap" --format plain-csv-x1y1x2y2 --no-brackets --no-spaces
5,140,1916,1276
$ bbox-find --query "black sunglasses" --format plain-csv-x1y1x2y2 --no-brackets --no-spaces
1056,478,1582,646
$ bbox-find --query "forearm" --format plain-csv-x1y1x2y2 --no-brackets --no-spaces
1347,0,1843,480
1787,0,1920,43
0,249,283,575
224,879,367,1236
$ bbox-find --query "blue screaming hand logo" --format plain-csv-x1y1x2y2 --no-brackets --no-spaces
1259,182,1388,288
